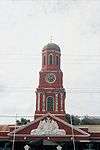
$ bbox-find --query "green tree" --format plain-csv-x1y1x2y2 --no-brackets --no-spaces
16,118,30,125
65,114,100,125
65,114,80,125
80,116,100,125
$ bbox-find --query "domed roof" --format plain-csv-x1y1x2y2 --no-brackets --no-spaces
43,43,60,51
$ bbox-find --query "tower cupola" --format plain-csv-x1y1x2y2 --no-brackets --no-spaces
42,43,61,71
43,43,60,52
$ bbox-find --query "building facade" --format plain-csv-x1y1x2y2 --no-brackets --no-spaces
0,43,100,150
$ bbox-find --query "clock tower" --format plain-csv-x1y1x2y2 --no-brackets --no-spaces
34,43,66,120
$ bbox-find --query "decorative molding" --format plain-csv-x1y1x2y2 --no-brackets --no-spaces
60,93,63,111
42,94,45,111
35,114,65,116
37,93,40,111
55,93,58,111
30,117,66,136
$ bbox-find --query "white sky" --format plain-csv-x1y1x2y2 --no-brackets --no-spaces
0,0,100,123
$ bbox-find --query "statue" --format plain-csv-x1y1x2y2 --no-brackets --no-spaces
30,117,66,136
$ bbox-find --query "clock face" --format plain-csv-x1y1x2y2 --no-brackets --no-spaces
46,73,56,83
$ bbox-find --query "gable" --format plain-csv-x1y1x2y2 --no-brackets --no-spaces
9,113,90,138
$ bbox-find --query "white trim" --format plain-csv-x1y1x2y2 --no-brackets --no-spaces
42,94,45,111
79,140,90,142
37,93,40,111
10,134,89,138
43,50,60,54
60,93,63,111
35,114,65,116
55,93,58,111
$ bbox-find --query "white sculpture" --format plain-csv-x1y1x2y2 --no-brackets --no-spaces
24,145,30,150
57,145,62,150
30,117,66,136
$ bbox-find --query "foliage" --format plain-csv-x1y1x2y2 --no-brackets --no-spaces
16,118,30,125
65,114,80,125
65,114,100,125
80,116,100,125
16,115,100,126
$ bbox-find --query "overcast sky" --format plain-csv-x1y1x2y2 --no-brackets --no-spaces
0,0,100,123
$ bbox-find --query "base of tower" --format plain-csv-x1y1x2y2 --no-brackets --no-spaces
34,113,66,120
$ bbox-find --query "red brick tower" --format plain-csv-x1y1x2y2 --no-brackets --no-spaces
34,43,66,120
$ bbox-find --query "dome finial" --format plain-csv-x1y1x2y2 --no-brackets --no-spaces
50,35,53,43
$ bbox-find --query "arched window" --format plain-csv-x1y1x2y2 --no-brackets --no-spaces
43,55,46,65
56,56,59,65
47,96,54,111
48,54,53,65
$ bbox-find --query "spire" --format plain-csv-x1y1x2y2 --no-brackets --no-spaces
50,35,53,43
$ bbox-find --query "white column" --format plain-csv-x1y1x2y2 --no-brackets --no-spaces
42,93,45,111
37,93,40,111
60,93,63,111
55,93,58,111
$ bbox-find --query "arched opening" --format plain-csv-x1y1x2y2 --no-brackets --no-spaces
48,54,53,65
43,55,46,65
47,96,54,111
56,56,59,65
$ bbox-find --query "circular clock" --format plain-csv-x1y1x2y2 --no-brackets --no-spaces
46,73,56,83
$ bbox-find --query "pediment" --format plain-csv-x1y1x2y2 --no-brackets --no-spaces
9,113,90,138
